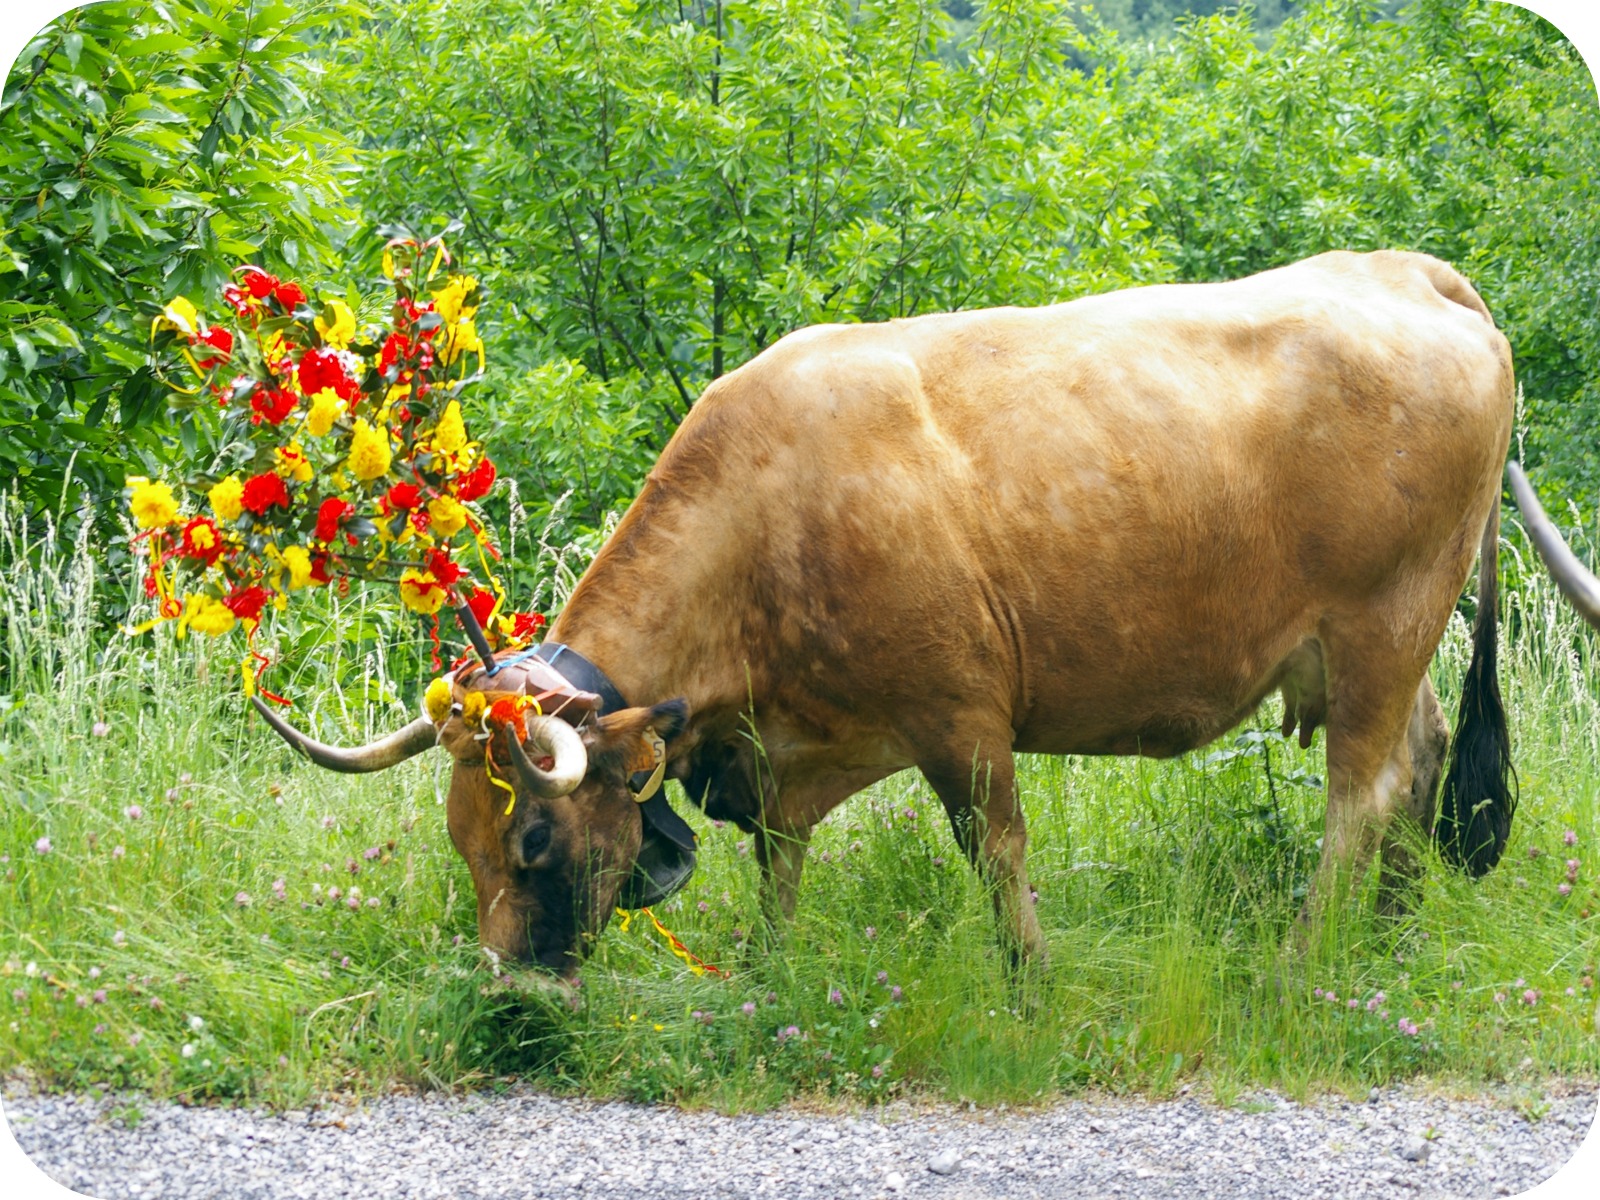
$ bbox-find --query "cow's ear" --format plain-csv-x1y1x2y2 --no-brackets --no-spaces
587,699,690,770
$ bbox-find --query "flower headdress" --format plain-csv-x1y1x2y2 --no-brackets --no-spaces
130,233,543,698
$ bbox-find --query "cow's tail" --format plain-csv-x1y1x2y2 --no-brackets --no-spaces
1435,498,1517,876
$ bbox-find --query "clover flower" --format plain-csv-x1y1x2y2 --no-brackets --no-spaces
92,721,110,738
112,845,125,860
1565,830,1579,846
112,930,126,947
123,805,142,821
322,815,336,830
741,1002,757,1017
865,926,877,940
877,971,890,986
890,986,903,1002
871,1064,885,1079
33,837,51,855
363,846,381,861
1522,989,1540,1006
235,891,252,907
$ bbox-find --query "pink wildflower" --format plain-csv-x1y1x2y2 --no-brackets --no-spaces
1564,829,1578,846
828,987,843,1005
33,837,51,855
112,845,125,859
123,805,142,821
91,721,110,737
235,891,251,907
1522,989,1540,1006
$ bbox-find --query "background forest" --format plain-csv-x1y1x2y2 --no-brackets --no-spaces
3,0,1597,556
2,1,1599,1107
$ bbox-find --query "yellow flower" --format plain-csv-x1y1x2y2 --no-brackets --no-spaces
275,442,313,483
153,295,199,337
281,545,314,590
398,568,446,614
347,418,393,481
423,677,455,725
428,494,467,537
129,478,178,530
433,400,468,454
442,317,483,368
208,475,244,523
179,593,236,637
459,691,488,730
305,388,345,438
314,300,357,349
431,276,478,326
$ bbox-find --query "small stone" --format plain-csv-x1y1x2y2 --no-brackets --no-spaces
928,1148,961,1175
1369,1087,1382,1103
1398,1135,1431,1162
885,1169,906,1191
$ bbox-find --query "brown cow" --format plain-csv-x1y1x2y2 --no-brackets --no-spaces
258,249,1517,974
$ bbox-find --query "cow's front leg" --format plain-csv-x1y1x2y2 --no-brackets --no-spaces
920,734,1047,972
753,822,813,944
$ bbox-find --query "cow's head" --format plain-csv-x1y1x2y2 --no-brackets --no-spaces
253,659,692,976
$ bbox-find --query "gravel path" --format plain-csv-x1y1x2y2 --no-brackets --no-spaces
4,1082,1596,1200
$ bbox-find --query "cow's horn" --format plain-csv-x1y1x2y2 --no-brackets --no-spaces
505,714,588,799
1507,461,1600,630
251,696,438,773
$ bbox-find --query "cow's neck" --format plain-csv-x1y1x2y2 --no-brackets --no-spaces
542,499,747,730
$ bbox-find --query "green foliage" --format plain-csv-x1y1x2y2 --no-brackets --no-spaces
1124,0,1600,498
323,0,1173,536
0,0,357,520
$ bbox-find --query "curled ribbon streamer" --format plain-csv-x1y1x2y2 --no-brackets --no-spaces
485,744,518,816
612,906,727,979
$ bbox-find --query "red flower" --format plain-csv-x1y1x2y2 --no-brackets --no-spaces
385,482,423,511
315,497,353,543
310,554,333,585
223,585,272,624
273,280,306,309
240,472,291,516
221,283,251,316
178,517,225,567
466,587,497,629
455,455,496,502
379,333,412,374
297,347,360,403
425,547,465,587
410,509,432,535
398,296,434,327
240,266,278,299
192,326,233,369
250,386,297,425
512,612,547,641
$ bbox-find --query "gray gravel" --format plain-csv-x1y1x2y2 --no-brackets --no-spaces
4,1081,1596,1200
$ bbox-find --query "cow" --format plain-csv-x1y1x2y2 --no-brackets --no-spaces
256,249,1517,976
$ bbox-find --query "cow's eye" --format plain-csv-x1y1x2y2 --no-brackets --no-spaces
521,824,552,863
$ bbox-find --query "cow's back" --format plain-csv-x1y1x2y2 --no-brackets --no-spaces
563,251,1513,759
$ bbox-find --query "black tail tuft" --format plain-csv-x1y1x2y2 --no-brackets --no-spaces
1435,507,1516,876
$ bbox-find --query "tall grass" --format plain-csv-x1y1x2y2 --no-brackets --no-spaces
1,498,1596,1109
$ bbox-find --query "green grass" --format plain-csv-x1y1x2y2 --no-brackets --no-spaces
1,499,1597,1109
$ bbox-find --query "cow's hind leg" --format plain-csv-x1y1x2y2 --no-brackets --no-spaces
1377,676,1449,918
1305,624,1436,923
919,732,1046,971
